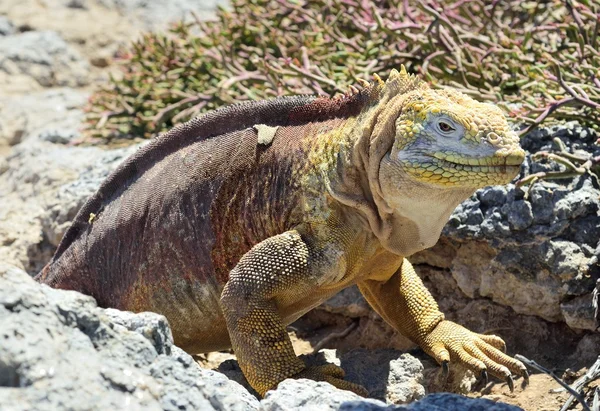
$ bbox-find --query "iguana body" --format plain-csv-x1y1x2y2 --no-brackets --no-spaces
37,68,528,396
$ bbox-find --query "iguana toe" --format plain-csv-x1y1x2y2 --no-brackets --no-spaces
476,333,507,352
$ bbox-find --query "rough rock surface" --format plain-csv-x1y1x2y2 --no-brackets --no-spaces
0,93,137,272
0,16,15,36
262,382,522,411
0,263,520,411
97,0,229,28
0,31,89,89
0,263,259,411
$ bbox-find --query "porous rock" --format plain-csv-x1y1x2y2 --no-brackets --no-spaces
261,380,520,411
97,0,229,29
0,262,259,411
0,16,15,36
0,31,89,88
0,87,138,272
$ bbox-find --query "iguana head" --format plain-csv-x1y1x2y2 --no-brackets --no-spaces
360,67,525,253
376,67,525,191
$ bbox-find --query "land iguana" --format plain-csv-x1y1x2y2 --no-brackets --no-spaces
37,67,529,397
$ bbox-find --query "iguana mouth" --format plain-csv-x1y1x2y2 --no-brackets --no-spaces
413,152,524,185
426,151,524,178
430,151,524,167
434,158,520,174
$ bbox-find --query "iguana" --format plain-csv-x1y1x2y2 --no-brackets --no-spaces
36,67,529,397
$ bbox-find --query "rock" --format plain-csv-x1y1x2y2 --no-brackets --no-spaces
0,104,27,146
0,87,138,271
261,380,520,411
561,293,598,331
0,16,15,36
0,262,259,411
260,379,386,411
0,31,89,88
329,349,425,404
400,393,523,410
0,155,8,175
0,88,87,145
219,348,427,405
318,285,371,318
504,200,533,230
97,0,230,29
440,175,599,328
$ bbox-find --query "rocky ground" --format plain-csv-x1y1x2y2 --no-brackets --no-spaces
0,1,599,410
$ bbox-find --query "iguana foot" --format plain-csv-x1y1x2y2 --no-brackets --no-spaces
291,364,369,397
422,320,528,391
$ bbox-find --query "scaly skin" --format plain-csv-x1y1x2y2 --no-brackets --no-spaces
37,67,528,397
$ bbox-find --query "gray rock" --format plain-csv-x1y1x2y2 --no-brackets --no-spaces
561,293,599,331
0,16,15,36
342,393,523,410
0,156,8,175
260,379,387,411
98,0,230,29
504,200,533,230
318,285,371,318
260,380,519,411
328,349,425,404
0,104,27,146
0,31,89,87
219,348,426,405
0,87,86,146
0,88,137,271
0,262,259,411
478,185,507,207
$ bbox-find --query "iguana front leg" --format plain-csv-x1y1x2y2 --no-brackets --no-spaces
358,258,528,390
220,230,367,397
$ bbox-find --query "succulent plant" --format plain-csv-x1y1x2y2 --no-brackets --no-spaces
85,0,600,147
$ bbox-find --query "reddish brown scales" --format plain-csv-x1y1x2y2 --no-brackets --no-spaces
35,93,368,350
288,86,375,124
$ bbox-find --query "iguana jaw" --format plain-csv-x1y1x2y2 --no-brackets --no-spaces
412,148,526,187
397,143,525,188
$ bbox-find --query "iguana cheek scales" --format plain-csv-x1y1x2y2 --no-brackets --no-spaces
37,67,528,397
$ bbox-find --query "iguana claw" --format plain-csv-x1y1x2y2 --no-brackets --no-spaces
481,369,489,385
441,360,449,381
506,375,515,392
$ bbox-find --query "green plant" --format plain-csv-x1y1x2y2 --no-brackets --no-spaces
85,0,600,142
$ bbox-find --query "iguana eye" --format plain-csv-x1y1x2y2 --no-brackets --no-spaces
437,120,455,133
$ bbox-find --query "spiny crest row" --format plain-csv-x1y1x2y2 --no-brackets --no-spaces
336,65,426,101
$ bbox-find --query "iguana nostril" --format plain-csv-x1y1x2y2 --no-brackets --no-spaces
487,132,501,144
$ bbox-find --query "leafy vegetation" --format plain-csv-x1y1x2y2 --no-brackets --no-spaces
85,0,600,144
